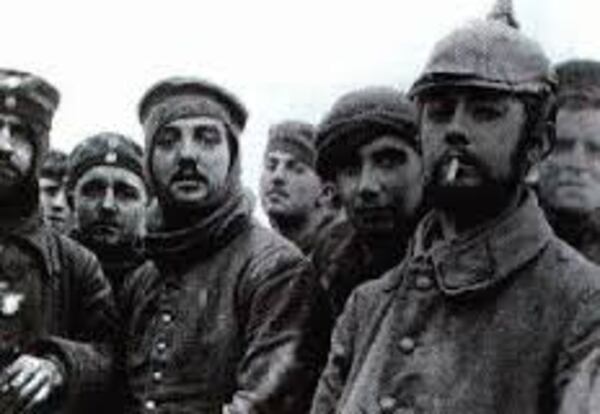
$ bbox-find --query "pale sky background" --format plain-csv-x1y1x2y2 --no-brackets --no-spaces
3,0,600,209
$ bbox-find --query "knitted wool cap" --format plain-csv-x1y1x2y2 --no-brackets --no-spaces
265,120,317,168
67,132,145,195
555,59,600,109
316,86,418,180
410,0,556,98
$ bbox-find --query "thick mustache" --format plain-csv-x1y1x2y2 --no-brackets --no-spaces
170,167,207,184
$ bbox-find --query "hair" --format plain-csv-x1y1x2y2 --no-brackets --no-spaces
40,149,68,180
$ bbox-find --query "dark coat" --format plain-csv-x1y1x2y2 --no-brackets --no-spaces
543,206,600,265
312,220,406,318
122,210,329,414
312,192,600,414
0,215,118,413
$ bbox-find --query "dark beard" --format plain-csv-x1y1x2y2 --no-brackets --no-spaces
424,147,526,229
0,174,39,222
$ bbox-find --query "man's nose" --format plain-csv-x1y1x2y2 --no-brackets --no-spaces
100,188,117,212
179,133,198,161
444,104,470,148
357,165,380,203
270,164,287,186
51,189,68,211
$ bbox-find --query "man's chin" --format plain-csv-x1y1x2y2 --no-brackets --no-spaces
428,183,503,215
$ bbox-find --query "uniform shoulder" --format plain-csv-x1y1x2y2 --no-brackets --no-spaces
241,219,306,261
53,231,99,265
348,262,403,309
541,236,600,299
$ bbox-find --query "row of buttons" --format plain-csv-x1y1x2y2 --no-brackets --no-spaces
144,310,175,411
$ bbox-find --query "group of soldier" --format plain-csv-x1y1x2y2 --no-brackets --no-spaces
1,0,600,413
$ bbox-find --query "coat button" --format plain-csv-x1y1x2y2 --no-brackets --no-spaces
415,275,433,290
144,400,156,410
156,341,167,352
152,371,163,382
161,313,173,323
379,396,396,412
399,337,416,353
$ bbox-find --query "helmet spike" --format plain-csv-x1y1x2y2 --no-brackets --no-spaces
487,0,520,29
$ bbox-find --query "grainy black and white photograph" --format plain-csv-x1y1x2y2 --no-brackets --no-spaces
0,0,599,412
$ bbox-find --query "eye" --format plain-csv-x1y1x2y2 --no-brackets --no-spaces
586,141,600,156
554,139,575,154
42,185,59,197
469,100,507,122
80,180,105,198
374,149,407,169
265,157,278,172
289,160,307,175
8,122,31,141
115,182,141,201
425,98,456,123
195,126,223,146
337,154,361,177
155,127,180,149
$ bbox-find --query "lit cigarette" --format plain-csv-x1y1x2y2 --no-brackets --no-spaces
446,158,459,183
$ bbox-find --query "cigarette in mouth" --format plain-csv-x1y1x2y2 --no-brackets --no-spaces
446,158,459,183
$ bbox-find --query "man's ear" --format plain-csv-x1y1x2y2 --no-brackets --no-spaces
316,181,340,210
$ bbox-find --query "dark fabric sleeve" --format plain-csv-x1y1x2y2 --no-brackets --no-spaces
310,290,358,414
35,244,119,410
227,247,332,414
555,290,600,412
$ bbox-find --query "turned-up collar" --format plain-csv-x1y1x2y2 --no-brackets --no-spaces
387,190,553,296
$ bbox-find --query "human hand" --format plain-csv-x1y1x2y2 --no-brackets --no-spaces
0,354,65,413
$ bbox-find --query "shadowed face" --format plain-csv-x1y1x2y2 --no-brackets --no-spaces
39,176,70,232
539,108,600,216
73,165,147,246
260,150,322,222
0,113,34,199
335,134,423,236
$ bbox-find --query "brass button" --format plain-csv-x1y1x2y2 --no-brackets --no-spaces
399,337,416,353
379,396,396,412
415,275,433,290
161,313,173,323
144,400,156,410
152,371,163,382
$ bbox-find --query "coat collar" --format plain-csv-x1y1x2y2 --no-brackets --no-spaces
386,190,553,296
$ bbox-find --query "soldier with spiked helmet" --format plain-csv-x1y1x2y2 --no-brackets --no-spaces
311,1,600,413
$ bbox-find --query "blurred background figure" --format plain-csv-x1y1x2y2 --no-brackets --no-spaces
538,59,600,262
39,149,71,233
260,120,341,256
